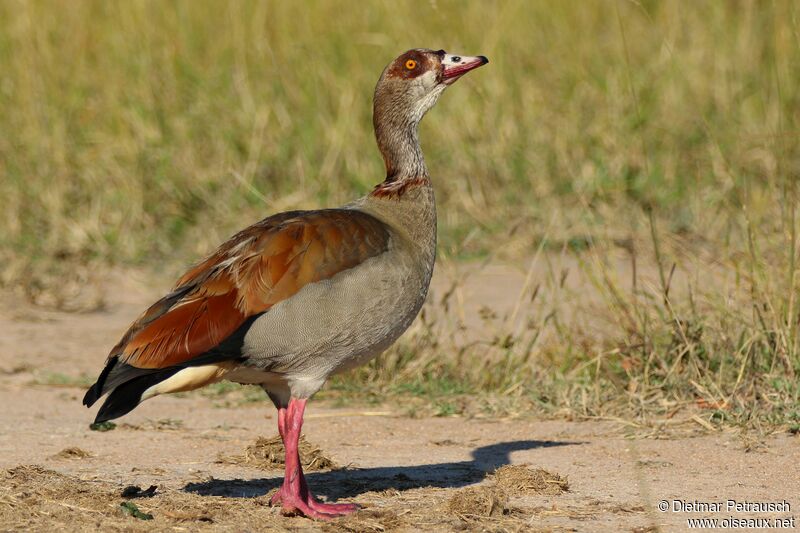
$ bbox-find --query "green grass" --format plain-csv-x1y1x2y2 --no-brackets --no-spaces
31,371,95,388
2,1,800,429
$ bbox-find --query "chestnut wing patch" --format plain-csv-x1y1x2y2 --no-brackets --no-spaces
112,209,390,370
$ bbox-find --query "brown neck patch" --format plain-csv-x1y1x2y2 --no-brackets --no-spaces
370,176,431,199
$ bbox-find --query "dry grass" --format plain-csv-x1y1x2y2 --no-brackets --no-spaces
446,464,568,522
216,434,337,471
329,229,800,430
491,465,568,496
447,485,509,519
0,465,276,532
321,509,407,533
0,464,572,532
1,1,799,429
50,447,93,460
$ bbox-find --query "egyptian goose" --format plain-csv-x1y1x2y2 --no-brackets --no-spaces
83,49,487,519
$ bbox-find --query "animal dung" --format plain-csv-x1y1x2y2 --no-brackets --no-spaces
120,485,158,498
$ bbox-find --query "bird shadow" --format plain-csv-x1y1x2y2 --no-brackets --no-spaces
183,438,581,501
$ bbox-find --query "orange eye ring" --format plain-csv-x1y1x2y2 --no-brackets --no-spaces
405,59,417,70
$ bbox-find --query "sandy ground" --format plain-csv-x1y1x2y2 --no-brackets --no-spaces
0,265,798,532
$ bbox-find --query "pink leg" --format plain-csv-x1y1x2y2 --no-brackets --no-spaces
277,407,287,439
269,399,358,519
270,407,287,506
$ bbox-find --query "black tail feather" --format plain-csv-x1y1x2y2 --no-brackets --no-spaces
84,315,258,418
84,358,161,408
94,368,181,423
83,357,118,407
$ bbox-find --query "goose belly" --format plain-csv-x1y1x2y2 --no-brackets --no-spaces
238,250,431,383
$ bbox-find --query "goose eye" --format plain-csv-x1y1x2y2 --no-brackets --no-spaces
405,59,417,70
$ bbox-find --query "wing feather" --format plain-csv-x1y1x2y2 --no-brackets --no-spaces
108,209,390,371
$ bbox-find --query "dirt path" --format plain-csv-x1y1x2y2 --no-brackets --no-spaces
0,267,797,532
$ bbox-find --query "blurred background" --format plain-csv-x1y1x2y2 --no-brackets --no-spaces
1,1,798,429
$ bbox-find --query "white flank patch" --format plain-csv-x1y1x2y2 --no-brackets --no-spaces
141,364,231,400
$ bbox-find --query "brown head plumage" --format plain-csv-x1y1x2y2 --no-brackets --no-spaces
371,49,488,186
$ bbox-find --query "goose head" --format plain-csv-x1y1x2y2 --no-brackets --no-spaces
373,49,488,180
375,48,488,124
